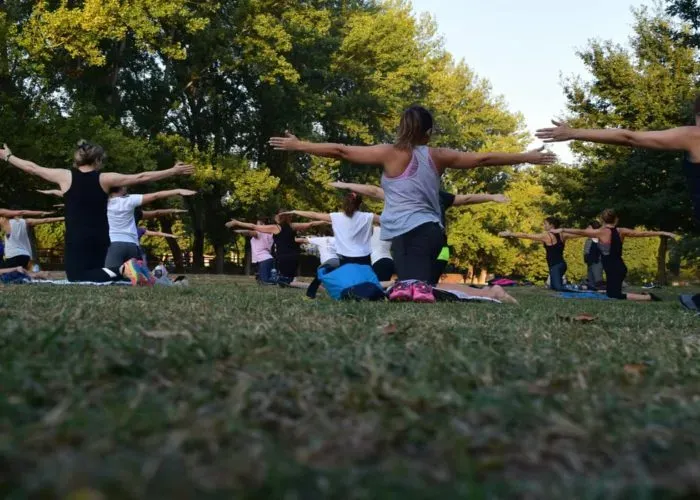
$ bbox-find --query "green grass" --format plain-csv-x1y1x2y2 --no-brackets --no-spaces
1,278,700,499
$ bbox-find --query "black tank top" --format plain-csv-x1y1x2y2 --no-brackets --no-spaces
273,224,299,258
64,168,109,248
544,232,565,267
684,156,700,223
601,227,623,261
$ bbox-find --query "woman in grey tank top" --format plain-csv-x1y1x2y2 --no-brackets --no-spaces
270,106,556,302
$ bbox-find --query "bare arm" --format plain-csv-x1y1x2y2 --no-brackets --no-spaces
284,210,332,222
329,182,385,200
0,209,53,217
225,220,280,234
1,145,71,190
100,162,194,190
452,193,509,206
25,217,65,227
558,228,600,238
292,221,329,232
432,146,557,171
36,189,65,198
141,189,196,206
536,120,698,151
141,209,188,219
233,230,259,238
619,228,678,238
269,133,393,165
296,237,309,244
499,231,548,242
143,230,177,239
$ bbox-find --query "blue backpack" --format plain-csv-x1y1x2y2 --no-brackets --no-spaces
314,264,385,301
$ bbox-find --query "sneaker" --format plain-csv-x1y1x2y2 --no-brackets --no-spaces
122,258,149,286
136,260,155,286
412,281,436,303
679,294,699,311
389,281,413,302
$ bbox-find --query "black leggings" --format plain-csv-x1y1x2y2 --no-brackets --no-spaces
2,255,30,269
67,267,123,283
391,222,445,284
339,255,371,266
372,258,395,281
603,257,627,300
276,254,299,281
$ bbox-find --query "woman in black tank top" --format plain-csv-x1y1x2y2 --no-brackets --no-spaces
535,97,700,307
0,141,194,283
500,216,582,291
556,209,676,301
226,211,329,286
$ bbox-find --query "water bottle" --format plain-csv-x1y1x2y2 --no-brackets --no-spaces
270,268,278,283
32,264,40,273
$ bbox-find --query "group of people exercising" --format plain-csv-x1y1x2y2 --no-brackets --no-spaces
1,94,699,306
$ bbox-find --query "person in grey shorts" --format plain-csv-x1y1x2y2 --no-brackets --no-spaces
105,186,196,268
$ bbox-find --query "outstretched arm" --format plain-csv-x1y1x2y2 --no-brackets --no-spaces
329,182,385,200
1,145,71,190
141,209,188,219
143,230,177,239
0,209,54,217
36,189,65,198
499,231,548,242
141,189,196,206
292,221,329,232
270,133,392,165
453,193,509,206
432,146,557,172
619,228,678,239
558,228,600,238
535,120,699,151
226,219,280,234
296,237,310,244
283,210,332,222
25,217,65,227
100,162,194,190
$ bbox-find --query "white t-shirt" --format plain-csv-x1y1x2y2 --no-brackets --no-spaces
329,211,374,258
370,225,392,264
308,237,338,265
108,194,144,245
4,219,32,259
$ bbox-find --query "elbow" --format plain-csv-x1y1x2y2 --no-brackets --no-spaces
621,131,639,147
335,146,350,160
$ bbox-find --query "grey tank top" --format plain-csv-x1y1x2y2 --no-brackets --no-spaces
380,145,442,240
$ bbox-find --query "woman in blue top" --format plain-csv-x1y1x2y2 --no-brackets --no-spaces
270,105,556,303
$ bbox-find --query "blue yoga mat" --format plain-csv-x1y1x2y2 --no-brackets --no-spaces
557,291,611,300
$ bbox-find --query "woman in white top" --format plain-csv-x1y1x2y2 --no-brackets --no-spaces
282,193,379,266
370,225,394,281
0,215,65,269
105,186,195,268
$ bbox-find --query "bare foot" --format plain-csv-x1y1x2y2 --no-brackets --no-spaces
491,285,519,305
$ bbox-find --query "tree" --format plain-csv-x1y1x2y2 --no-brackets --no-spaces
559,7,700,284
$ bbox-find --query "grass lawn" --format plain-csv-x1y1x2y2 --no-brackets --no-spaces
1,277,699,499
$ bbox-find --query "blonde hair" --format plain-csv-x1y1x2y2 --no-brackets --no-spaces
395,106,434,150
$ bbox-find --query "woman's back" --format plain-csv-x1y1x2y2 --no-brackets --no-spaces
273,224,299,257
330,211,374,257
64,168,109,239
380,145,441,240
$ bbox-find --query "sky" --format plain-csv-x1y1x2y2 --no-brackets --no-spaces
410,0,654,162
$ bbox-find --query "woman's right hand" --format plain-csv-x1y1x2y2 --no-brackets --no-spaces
174,162,195,175
178,189,197,196
1,144,12,161
225,219,239,228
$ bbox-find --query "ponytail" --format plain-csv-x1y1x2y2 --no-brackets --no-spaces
395,105,434,150
343,192,362,217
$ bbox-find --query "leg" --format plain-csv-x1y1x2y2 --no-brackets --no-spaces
3,255,30,269
432,258,448,285
549,262,567,291
105,242,140,268
306,263,336,298
257,258,274,283
437,283,518,304
393,223,444,283
372,258,395,281
68,267,122,283
604,263,627,300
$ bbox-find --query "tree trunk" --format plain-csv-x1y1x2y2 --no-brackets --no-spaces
244,238,252,275
656,236,668,286
160,218,184,272
478,268,488,285
214,244,225,274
